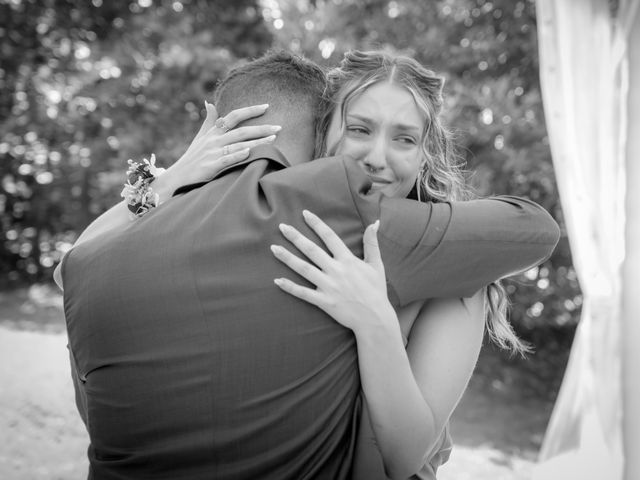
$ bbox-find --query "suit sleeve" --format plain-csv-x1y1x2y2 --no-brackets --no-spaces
340,158,561,306
377,195,560,305
262,155,560,308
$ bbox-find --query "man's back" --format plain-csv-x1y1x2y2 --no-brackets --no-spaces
63,148,363,479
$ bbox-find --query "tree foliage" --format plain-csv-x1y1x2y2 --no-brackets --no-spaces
1,0,580,338
1,0,271,286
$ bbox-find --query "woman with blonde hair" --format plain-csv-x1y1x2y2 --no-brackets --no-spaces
271,49,528,479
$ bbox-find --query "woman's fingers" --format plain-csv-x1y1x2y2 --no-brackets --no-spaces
216,132,277,167
193,102,219,142
222,124,281,144
363,220,383,269
219,147,251,167
273,278,324,308
270,244,326,286
301,210,352,259
277,223,335,269
217,104,270,131
230,134,277,152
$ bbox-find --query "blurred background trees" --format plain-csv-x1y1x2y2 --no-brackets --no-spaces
0,0,580,343
1,0,270,284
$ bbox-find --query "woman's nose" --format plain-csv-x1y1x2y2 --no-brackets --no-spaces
363,138,387,172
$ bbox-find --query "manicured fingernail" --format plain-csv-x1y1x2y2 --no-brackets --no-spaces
302,210,314,220
270,244,283,254
279,223,292,233
264,135,276,142
373,220,380,231
274,278,284,286
270,126,282,132
260,104,269,109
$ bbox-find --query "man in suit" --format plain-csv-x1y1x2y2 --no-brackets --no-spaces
61,50,559,479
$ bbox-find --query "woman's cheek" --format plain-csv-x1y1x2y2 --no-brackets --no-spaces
393,154,421,181
336,138,366,160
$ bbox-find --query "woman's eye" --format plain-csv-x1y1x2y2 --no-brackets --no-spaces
346,126,369,135
397,136,418,145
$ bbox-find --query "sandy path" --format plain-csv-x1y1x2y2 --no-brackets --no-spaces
0,323,539,480
0,327,88,479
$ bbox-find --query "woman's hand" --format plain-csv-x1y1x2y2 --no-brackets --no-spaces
271,210,397,333
154,102,282,200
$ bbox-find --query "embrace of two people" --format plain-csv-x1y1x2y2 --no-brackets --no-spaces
55,49,560,480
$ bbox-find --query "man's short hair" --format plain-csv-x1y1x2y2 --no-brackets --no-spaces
214,50,327,135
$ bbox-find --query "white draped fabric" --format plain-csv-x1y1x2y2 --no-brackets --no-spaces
533,1,639,479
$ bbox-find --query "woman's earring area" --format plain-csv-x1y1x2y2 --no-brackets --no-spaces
415,163,427,202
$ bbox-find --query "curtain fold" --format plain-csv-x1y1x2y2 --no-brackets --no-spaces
532,0,638,478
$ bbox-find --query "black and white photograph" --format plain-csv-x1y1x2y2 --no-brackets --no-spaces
1,0,638,479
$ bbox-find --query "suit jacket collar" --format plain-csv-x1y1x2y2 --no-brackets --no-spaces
172,144,289,197
245,144,290,168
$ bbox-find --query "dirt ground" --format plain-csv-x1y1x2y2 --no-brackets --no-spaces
0,285,569,480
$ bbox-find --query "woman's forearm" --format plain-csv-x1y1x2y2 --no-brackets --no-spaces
74,174,176,247
53,174,177,290
354,316,437,479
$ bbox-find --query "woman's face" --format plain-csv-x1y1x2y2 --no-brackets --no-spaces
326,82,425,198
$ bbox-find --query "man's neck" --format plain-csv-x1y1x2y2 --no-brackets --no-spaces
274,139,314,167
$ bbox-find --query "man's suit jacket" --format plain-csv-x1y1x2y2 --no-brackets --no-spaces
62,145,559,479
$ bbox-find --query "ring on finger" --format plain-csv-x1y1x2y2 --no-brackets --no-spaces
223,145,230,155
215,118,230,132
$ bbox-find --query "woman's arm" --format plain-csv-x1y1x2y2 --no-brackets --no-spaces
271,210,485,479
350,294,484,479
53,103,280,289
351,296,483,480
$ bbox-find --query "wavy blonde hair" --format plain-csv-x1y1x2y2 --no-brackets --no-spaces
318,50,529,355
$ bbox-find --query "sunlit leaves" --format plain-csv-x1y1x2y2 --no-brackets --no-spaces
0,0,270,285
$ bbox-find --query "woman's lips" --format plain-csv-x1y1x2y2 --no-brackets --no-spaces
369,175,391,185
368,175,392,188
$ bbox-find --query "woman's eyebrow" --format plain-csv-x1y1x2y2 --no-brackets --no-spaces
393,123,421,133
346,113,373,124
347,114,422,134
